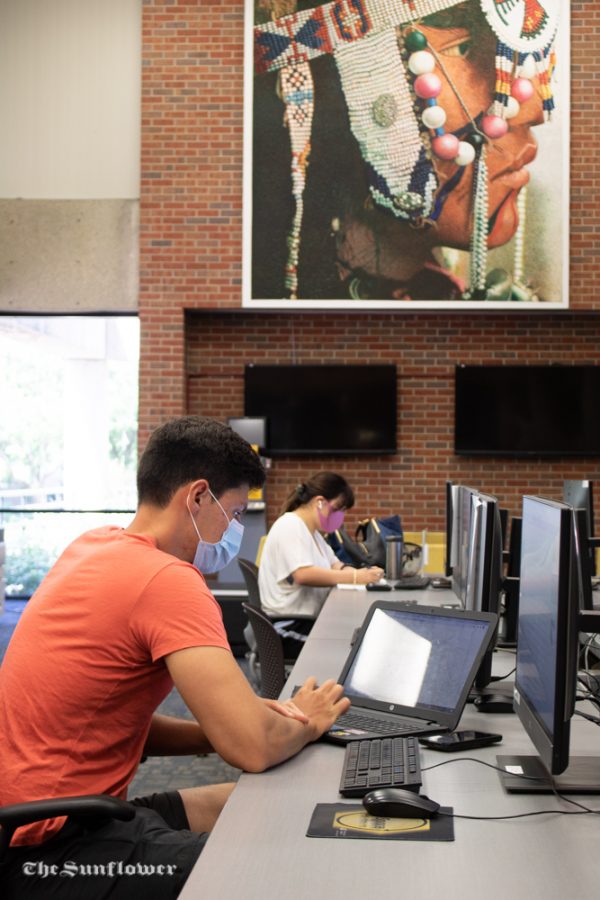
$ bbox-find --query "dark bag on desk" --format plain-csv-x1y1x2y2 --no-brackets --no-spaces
325,527,365,566
326,515,405,569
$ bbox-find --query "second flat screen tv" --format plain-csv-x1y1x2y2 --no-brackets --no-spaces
244,364,397,455
455,365,600,457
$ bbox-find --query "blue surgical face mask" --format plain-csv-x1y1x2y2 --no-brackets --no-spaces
188,488,244,574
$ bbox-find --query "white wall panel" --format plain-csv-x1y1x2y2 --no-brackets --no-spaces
0,0,141,199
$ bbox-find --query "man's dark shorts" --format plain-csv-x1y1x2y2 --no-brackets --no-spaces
1,790,206,899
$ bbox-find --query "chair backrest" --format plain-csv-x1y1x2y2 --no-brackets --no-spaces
238,558,261,609
242,602,285,699
255,534,267,567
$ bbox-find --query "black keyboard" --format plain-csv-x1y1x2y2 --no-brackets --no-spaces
339,736,422,797
392,575,431,590
335,710,418,736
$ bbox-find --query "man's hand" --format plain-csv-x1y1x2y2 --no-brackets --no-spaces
262,697,309,724
166,647,349,771
291,677,351,738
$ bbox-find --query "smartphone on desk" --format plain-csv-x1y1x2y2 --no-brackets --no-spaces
419,730,502,752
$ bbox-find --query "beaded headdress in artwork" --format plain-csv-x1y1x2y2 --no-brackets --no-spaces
253,0,560,300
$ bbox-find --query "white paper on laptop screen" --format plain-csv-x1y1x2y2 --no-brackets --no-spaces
343,607,491,711
344,608,431,706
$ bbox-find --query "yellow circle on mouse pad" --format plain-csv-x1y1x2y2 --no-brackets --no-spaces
334,811,431,834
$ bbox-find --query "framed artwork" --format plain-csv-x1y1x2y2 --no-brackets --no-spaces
243,0,568,310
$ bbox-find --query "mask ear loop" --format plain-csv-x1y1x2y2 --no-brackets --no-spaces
186,492,203,543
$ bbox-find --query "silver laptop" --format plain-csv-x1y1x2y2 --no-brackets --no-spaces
325,601,498,745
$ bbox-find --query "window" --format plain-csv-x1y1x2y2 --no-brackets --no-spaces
0,316,139,598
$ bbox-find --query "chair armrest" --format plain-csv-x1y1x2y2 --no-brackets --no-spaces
0,794,135,832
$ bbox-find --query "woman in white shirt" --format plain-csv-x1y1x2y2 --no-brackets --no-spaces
258,473,383,635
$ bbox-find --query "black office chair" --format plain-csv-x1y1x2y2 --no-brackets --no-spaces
238,558,263,688
238,557,261,609
237,558,317,689
0,794,135,861
242,603,286,699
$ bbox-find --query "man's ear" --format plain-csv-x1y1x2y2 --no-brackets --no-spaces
188,479,210,511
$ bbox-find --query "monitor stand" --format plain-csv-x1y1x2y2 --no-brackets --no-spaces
497,754,600,793
470,681,515,714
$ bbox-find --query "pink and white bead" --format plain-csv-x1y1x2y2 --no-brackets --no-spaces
431,133,460,161
408,50,436,76
413,73,442,100
504,96,521,119
481,114,509,140
511,77,534,104
454,141,476,167
421,105,446,130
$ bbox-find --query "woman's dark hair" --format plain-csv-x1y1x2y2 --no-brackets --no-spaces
283,472,355,514
137,416,266,508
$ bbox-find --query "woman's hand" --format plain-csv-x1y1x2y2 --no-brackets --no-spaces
354,566,385,585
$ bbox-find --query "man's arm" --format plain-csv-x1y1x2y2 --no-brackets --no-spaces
143,700,309,756
143,713,215,756
165,646,350,773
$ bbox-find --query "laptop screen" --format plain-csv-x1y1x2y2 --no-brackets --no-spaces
342,606,492,715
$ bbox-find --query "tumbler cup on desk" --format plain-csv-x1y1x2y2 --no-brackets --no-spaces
385,535,404,584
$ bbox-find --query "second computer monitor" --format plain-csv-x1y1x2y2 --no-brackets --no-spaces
451,485,476,609
450,486,503,692
563,479,596,576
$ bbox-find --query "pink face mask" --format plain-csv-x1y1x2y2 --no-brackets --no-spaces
317,501,345,533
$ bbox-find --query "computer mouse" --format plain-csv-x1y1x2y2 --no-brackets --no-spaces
431,577,452,589
362,788,440,819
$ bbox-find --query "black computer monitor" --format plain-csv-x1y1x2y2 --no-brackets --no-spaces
450,486,504,696
507,516,522,579
444,480,455,577
450,485,477,609
498,495,600,792
563,479,596,577
501,516,522,645
469,492,504,692
573,507,594,611
499,507,508,551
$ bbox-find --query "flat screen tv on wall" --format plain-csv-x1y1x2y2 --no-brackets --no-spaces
455,365,600,457
244,364,397,455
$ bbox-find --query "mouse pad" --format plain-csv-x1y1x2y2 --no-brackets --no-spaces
307,804,454,841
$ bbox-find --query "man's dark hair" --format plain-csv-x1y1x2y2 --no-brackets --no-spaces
137,417,266,508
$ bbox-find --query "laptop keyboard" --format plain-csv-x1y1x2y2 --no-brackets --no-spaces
340,736,422,797
335,710,418,736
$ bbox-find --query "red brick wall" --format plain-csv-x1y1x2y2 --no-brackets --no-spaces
140,1,600,530
186,310,600,531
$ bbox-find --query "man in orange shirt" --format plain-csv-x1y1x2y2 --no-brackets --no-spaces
0,417,350,898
